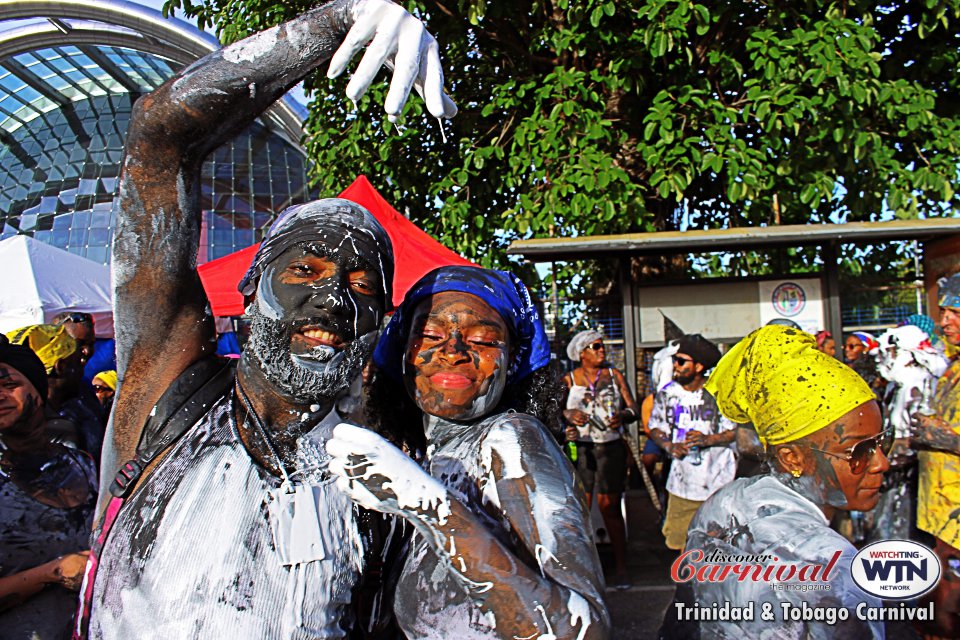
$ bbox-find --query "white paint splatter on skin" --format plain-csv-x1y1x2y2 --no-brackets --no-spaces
221,26,280,64
91,402,366,637
480,423,527,480
533,604,557,640
567,592,592,640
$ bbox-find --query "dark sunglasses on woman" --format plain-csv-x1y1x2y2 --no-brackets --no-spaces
807,428,894,475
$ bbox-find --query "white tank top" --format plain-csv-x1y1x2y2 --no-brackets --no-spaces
566,368,623,444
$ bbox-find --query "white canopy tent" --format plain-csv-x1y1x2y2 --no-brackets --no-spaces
0,236,113,337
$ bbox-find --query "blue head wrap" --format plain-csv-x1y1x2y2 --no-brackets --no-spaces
373,266,550,384
938,273,960,310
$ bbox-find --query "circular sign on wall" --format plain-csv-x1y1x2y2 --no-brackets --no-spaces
771,282,806,318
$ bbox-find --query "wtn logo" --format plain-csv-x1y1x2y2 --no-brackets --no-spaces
852,541,941,600
860,559,927,583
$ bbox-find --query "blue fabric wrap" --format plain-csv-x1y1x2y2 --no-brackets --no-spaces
939,273,960,309
373,266,550,384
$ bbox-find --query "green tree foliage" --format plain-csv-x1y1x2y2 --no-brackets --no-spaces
165,0,960,276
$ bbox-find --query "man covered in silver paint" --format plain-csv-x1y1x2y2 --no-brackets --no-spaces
79,1,455,637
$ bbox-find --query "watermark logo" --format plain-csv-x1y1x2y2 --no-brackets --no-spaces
851,540,941,600
671,548,841,586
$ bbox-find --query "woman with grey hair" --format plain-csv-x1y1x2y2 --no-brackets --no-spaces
562,329,639,589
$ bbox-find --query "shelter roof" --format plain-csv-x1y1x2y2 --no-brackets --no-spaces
507,217,960,262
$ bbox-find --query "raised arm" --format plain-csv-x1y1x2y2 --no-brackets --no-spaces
328,419,610,640
104,0,455,504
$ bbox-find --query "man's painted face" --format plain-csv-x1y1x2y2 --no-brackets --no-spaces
940,306,960,347
0,364,42,432
798,401,888,512
246,240,387,403
843,336,865,362
672,352,698,385
404,292,510,421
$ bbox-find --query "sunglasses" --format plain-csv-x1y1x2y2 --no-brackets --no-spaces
586,343,605,351
672,355,694,366
58,312,93,324
807,428,893,474
92,384,112,393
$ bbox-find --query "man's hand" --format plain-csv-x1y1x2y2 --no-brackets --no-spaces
329,0,457,122
667,441,689,459
684,431,709,448
910,414,960,454
565,426,579,442
327,423,452,523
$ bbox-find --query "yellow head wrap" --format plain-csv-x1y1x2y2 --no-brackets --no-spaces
704,325,875,445
5,324,78,374
93,370,118,391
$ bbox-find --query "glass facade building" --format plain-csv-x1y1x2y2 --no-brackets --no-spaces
0,1,315,264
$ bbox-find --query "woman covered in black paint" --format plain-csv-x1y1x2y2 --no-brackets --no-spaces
327,265,610,640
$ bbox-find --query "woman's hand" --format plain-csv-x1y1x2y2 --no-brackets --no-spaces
329,0,458,122
327,423,452,523
564,408,589,427
50,551,90,591
606,411,623,430
564,426,579,442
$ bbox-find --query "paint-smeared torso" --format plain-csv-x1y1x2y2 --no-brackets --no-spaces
89,395,368,639
394,412,607,640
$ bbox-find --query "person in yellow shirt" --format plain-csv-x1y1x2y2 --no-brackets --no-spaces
914,272,960,638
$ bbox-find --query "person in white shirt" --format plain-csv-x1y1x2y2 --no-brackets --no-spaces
647,333,736,550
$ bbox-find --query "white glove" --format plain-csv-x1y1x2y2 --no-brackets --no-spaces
327,423,452,523
328,0,458,122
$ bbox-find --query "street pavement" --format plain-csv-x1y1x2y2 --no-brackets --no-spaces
595,488,677,639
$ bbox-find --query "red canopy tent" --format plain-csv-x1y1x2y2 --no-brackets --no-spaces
197,175,477,315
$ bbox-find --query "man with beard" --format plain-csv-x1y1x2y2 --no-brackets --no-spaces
77,1,455,637
647,333,736,551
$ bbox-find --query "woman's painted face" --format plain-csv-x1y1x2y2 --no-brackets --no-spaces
800,401,888,511
404,291,510,421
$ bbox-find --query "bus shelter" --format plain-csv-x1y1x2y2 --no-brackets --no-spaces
507,218,960,390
